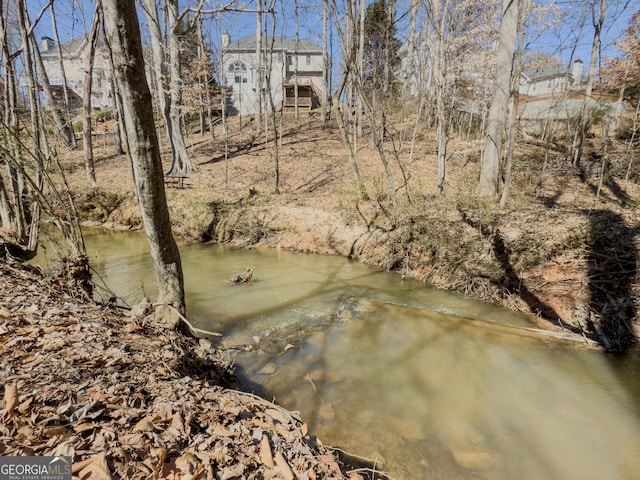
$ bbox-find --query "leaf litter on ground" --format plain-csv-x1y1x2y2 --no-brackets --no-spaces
0,259,355,479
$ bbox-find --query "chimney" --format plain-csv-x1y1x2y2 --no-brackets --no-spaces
41,36,54,52
572,59,583,85
221,31,230,49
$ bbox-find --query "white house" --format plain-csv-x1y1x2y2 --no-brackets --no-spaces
519,60,584,97
222,34,325,116
39,35,113,110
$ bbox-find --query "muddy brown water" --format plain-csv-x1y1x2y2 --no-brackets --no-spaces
65,229,640,479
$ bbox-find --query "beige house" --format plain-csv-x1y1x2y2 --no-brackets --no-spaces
519,60,584,98
39,35,113,110
222,34,326,116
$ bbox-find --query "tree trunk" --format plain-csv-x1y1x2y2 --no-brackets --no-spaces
50,5,77,149
356,0,365,138
82,5,101,190
571,0,606,168
499,0,528,208
103,0,185,317
255,0,263,132
31,30,74,148
479,0,519,196
112,83,125,155
625,99,639,181
140,0,173,156
405,0,418,97
0,0,20,236
431,0,449,194
264,12,280,193
166,0,195,175
321,0,329,122
294,0,300,120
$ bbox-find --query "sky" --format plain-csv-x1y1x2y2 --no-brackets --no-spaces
25,0,639,77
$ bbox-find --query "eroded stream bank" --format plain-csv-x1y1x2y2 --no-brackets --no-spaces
99,196,639,351
217,198,640,351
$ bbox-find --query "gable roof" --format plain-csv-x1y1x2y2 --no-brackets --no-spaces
40,33,106,58
521,65,570,83
225,35,321,53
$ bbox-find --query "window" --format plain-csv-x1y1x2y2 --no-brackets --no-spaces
306,55,311,66
229,60,247,84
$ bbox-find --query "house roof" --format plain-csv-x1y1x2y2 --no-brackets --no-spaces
224,35,321,53
521,65,569,83
41,33,106,58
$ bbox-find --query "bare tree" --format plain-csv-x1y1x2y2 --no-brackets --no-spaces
571,0,606,168
82,4,102,189
139,0,195,176
321,0,329,122
103,0,186,318
255,0,263,132
479,0,519,196
1,0,85,262
404,0,418,97
429,0,450,194
50,4,77,149
28,10,76,150
166,0,196,174
263,4,280,193
293,0,300,119
499,0,528,208
14,0,44,255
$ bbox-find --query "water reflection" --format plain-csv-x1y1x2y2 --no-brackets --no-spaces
79,229,640,480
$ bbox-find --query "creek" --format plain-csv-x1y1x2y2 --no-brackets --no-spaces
68,228,640,479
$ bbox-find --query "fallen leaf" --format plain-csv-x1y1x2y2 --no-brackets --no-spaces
274,451,295,480
23,304,38,314
4,384,18,417
78,453,112,480
43,425,70,437
17,425,36,441
151,446,167,465
74,422,98,433
260,435,274,467
120,433,148,452
265,408,290,425
210,424,235,437
72,458,95,474
175,452,198,473
133,415,159,432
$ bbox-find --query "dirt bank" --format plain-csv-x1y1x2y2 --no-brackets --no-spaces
66,115,640,352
